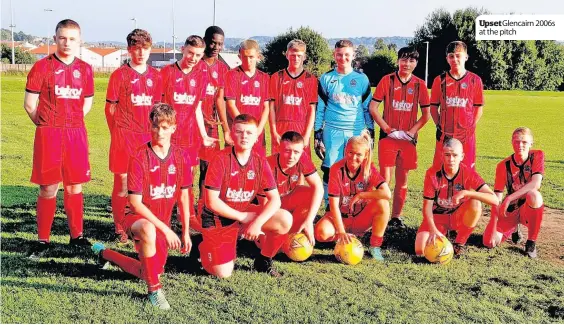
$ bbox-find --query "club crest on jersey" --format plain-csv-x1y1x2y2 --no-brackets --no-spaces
55,85,82,99
461,82,468,89
350,79,357,87
190,79,196,87
247,170,255,180
524,165,531,172
297,81,303,88
150,184,176,199
73,70,81,79
254,80,260,88
131,93,153,106
291,175,299,182
146,79,153,87
357,182,366,190
212,71,218,79
226,188,255,202
168,164,176,175
454,184,464,191
408,88,414,95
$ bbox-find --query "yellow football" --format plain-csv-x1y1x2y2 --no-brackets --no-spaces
282,233,314,262
334,237,364,265
424,236,454,265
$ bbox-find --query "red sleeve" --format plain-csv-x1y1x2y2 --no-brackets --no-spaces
308,75,318,104
181,151,193,189
494,161,507,193
224,70,237,100
269,72,279,102
327,165,341,197
127,153,144,195
423,169,437,200
262,73,271,102
467,168,486,191
261,159,277,193
83,64,94,98
372,75,388,102
368,164,386,189
300,154,317,177
204,155,224,191
106,70,121,103
419,79,430,108
430,76,442,106
532,150,545,176
473,75,484,106
25,61,43,94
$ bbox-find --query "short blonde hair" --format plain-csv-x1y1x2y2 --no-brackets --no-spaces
345,130,373,183
512,127,534,140
287,39,306,52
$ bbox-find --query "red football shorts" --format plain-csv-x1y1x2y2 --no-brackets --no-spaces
378,137,417,170
271,121,312,158
433,132,476,170
198,124,220,162
199,204,261,270
123,214,169,274
417,200,473,234
495,204,538,241
109,127,151,174
320,205,374,236
31,126,91,185
281,185,313,232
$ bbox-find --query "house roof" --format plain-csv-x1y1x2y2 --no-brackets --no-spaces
88,47,120,56
150,48,174,54
219,52,242,69
28,45,58,55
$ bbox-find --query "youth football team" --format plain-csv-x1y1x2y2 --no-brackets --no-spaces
23,19,546,309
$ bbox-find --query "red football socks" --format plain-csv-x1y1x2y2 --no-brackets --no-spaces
37,196,57,242
102,249,142,278
111,194,128,233
524,204,544,241
64,192,84,238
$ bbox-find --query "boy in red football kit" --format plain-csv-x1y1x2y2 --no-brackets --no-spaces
269,40,318,157
263,131,324,245
415,139,498,257
483,127,545,258
224,40,271,156
369,47,431,230
314,132,392,261
161,35,217,172
24,19,94,258
198,26,231,191
106,29,163,245
92,104,193,310
430,41,484,170
201,114,292,278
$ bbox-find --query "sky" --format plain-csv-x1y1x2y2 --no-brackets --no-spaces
1,0,563,42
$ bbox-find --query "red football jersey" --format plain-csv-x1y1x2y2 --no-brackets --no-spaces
224,67,270,125
127,143,193,225
106,64,163,133
161,62,209,148
327,159,386,217
265,153,317,197
423,164,486,214
430,71,484,140
494,150,544,211
197,59,229,126
373,72,430,139
269,69,318,123
26,54,94,127
204,147,276,213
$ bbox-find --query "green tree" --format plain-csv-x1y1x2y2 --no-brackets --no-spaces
261,26,332,77
361,47,397,86
1,44,36,64
354,44,370,69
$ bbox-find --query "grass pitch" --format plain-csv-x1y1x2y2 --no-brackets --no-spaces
1,76,563,323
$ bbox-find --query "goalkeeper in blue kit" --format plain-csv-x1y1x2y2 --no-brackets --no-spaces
314,39,374,204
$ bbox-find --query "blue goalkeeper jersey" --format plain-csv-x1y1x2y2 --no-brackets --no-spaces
314,69,373,132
